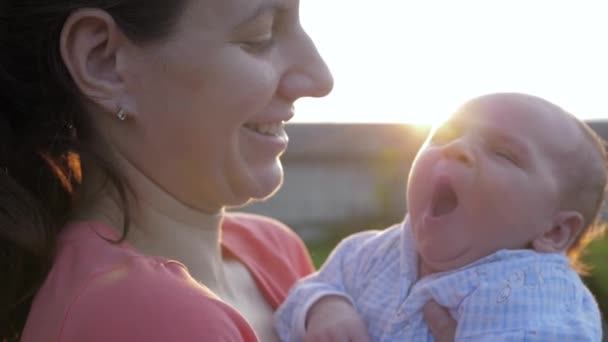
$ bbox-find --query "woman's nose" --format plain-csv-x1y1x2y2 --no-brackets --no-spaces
278,31,334,101
441,139,475,166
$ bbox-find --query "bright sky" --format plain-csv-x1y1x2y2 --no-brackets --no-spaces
295,0,608,125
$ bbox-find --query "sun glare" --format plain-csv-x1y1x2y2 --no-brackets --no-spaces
295,1,608,125
397,109,452,127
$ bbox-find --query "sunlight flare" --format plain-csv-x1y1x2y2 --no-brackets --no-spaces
296,0,608,124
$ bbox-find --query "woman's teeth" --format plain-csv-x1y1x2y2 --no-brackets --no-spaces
244,122,284,136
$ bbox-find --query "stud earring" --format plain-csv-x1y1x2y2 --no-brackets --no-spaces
116,107,127,121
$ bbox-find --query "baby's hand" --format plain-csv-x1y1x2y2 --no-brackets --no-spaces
304,295,371,342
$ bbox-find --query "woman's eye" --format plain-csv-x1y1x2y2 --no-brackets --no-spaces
241,35,275,53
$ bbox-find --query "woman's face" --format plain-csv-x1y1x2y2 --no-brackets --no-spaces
118,0,333,212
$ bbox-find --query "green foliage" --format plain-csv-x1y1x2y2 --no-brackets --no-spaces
581,234,608,319
308,236,340,269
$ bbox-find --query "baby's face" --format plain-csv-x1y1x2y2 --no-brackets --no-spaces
406,94,580,273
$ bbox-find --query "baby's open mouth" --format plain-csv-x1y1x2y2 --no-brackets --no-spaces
431,180,459,217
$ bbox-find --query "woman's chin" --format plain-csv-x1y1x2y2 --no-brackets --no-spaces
251,173,283,200
230,167,284,206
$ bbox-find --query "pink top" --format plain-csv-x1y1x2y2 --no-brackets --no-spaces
21,213,315,341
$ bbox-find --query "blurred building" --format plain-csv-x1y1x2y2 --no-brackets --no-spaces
237,121,608,238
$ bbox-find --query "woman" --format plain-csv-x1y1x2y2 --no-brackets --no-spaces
1,0,332,340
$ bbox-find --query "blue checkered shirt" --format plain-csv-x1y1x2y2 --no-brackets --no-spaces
275,218,602,341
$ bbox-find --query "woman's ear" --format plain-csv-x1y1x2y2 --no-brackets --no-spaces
59,8,132,117
532,210,584,253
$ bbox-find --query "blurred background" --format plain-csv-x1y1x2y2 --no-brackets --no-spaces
240,0,607,320
293,0,608,126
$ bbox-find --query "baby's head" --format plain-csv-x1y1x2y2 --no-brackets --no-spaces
406,93,607,274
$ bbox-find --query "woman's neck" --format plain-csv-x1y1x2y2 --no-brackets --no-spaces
73,158,232,297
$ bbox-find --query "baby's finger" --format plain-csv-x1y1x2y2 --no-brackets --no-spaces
303,331,347,342
423,300,456,342
351,334,372,342
349,321,371,342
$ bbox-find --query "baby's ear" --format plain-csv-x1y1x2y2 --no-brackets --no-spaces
532,211,584,253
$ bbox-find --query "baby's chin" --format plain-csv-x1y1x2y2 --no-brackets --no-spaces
417,246,480,277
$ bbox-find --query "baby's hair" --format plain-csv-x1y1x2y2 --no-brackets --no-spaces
563,117,608,274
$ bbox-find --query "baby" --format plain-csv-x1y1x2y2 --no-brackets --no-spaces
275,93,605,341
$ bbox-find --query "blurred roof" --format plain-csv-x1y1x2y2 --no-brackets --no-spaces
284,123,428,161
284,121,608,161
588,120,608,140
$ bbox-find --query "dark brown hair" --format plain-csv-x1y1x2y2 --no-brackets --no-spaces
0,1,186,340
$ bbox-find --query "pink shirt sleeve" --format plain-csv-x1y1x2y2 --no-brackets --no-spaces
58,257,258,342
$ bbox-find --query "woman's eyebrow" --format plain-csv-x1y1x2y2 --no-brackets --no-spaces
236,2,285,25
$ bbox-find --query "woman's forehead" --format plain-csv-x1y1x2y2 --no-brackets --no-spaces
183,0,293,24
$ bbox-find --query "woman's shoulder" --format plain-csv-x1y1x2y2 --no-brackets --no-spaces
57,257,257,341
23,221,257,342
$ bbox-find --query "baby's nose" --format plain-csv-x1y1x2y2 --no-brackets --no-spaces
441,139,475,165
